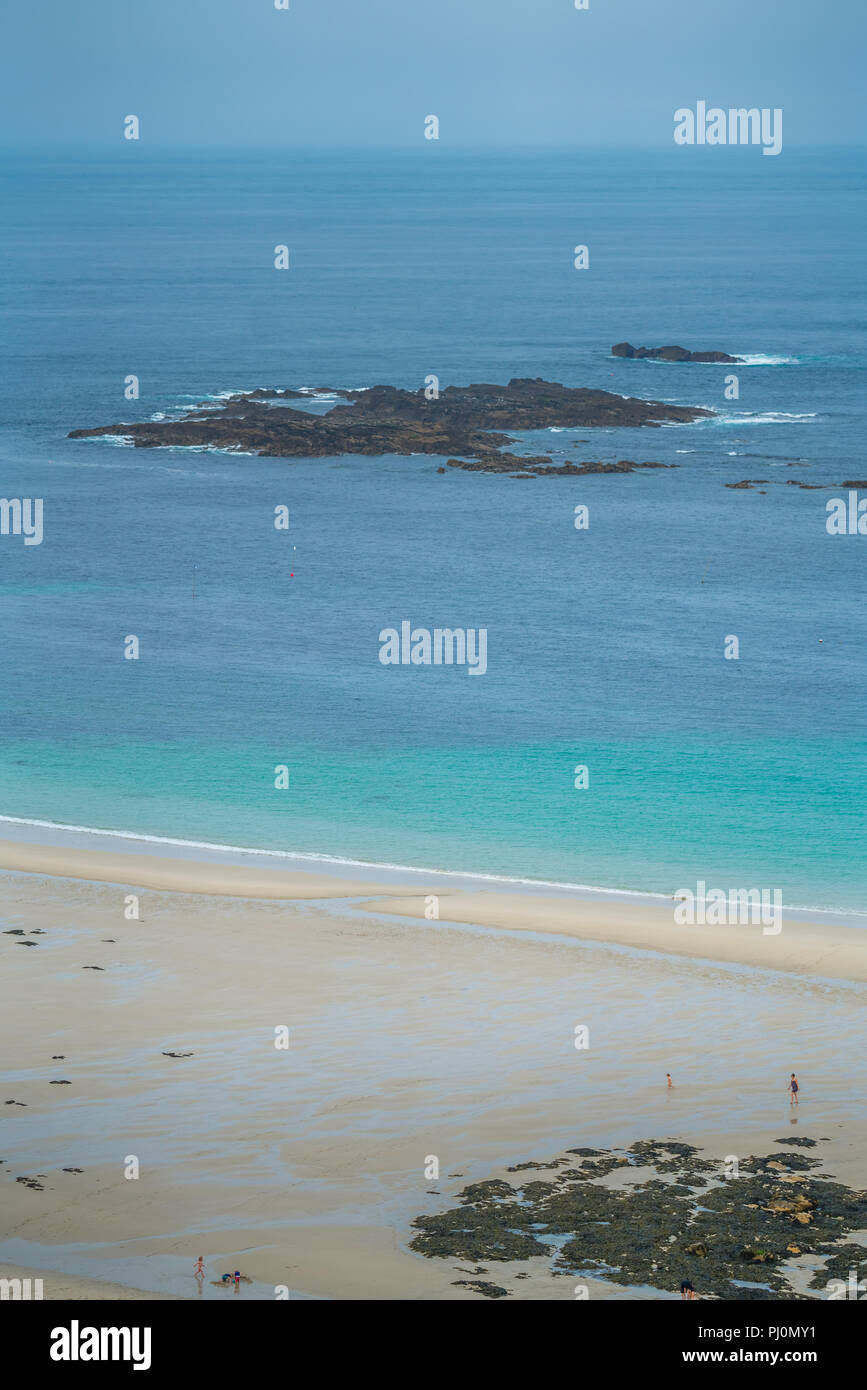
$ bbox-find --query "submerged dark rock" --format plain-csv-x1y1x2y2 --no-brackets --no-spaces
612,342,743,364
68,378,712,474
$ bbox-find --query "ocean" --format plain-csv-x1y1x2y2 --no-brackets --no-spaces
0,147,865,912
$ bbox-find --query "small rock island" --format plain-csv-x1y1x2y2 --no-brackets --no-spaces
69,378,713,475
612,342,743,363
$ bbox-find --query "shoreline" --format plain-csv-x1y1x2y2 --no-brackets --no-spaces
1,818,863,925
0,836,865,983
2,866,864,1301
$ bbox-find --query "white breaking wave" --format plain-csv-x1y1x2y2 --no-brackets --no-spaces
735,354,800,366
0,813,862,920
639,354,800,367
177,444,259,455
294,385,370,396
713,412,818,426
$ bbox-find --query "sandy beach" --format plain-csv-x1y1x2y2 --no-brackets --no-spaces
1,839,865,1300
1,837,864,981
0,1264,179,1300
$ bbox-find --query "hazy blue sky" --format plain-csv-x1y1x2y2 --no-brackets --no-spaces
1,0,863,148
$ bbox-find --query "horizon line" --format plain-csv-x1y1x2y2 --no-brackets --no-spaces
2,141,866,154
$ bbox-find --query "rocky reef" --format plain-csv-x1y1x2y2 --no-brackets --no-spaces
68,378,712,474
409,1138,867,1299
726,478,860,491
612,342,742,363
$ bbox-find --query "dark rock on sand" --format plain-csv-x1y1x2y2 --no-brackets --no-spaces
410,1181,549,1263
809,1243,867,1291
612,342,743,364
452,1279,510,1298
409,1138,867,1300
69,378,712,475
507,1158,570,1172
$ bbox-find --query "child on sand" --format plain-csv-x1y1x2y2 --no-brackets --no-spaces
194,1256,204,1278
789,1073,800,1106
666,1073,673,1088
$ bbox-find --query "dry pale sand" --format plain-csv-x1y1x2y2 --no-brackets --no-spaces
358,890,867,982
0,838,863,980
0,840,415,902
1,843,864,1301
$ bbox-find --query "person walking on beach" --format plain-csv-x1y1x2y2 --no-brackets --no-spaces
194,1256,204,1278
666,1073,673,1088
789,1073,800,1106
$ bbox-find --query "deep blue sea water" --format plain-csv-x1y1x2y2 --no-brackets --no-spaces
0,148,865,910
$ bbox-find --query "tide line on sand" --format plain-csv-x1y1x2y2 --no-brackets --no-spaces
0,837,864,984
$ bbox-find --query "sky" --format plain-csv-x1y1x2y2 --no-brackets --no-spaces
0,0,864,148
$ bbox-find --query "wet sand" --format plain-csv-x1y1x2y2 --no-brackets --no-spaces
0,1264,179,1300
1,837,864,981
1,848,864,1300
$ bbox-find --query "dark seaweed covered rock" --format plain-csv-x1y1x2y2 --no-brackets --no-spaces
451,1279,510,1298
69,378,712,474
410,1178,549,1263
409,1138,867,1300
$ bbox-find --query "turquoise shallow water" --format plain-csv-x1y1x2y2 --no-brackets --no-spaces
1,737,866,913
0,149,865,911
